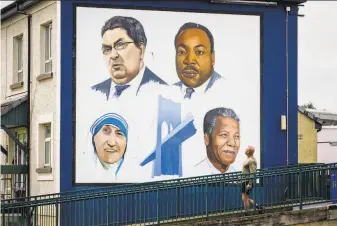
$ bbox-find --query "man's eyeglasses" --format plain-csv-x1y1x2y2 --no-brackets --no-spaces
102,41,134,54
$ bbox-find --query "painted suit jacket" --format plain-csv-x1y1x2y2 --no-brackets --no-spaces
91,66,167,100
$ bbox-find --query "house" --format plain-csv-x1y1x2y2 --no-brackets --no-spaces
1,0,59,198
305,109,337,163
297,106,323,164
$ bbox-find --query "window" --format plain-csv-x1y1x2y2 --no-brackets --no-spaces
14,36,23,82
44,124,51,166
36,115,53,177
44,23,52,73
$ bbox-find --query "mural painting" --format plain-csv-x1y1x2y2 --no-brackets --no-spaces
75,6,261,184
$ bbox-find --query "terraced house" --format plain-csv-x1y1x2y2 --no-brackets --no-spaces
1,0,60,199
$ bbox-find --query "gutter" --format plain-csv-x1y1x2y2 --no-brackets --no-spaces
1,0,39,22
16,1,32,198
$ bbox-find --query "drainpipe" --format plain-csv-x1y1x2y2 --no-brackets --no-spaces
285,5,290,166
16,2,31,197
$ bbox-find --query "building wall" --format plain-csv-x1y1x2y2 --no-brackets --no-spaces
29,1,59,196
60,0,299,192
298,111,317,163
1,4,31,199
1,13,28,100
1,1,60,196
317,126,337,164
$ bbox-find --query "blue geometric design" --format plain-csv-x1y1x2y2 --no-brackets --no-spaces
140,96,196,177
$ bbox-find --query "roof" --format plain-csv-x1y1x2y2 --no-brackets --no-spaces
305,108,337,116
305,109,337,126
1,94,28,127
1,94,27,115
1,0,40,21
298,106,323,125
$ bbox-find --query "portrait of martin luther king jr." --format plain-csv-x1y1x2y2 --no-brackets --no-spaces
173,22,225,99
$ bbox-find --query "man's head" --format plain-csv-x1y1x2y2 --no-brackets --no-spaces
245,145,255,157
174,22,215,88
91,113,128,166
203,108,240,169
101,16,147,85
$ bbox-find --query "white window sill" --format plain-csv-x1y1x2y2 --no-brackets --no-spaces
36,166,54,181
10,81,24,90
36,72,53,82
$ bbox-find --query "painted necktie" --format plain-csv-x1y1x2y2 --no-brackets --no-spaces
184,87,195,99
114,85,130,97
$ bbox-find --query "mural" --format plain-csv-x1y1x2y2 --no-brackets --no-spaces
195,107,240,174
91,16,167,100
89,113,128,179
173,22,224,97
75,6,261,184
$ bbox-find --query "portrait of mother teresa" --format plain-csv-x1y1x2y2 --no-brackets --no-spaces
90,112,128,177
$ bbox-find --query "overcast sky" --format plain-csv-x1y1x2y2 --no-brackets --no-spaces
1,1,336,112
298,1,337,113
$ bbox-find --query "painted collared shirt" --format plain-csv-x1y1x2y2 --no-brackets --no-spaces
195,157,237,175
175,70,224,99
108,65,146,99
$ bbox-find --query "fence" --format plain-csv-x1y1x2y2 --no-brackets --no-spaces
1,163,337,226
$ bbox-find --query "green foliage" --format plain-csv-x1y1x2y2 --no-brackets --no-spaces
301,102,316,110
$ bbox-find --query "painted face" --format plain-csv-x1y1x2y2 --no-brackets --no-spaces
102,28,145,85
175,28,215,88
93,124,127,164
205,116,240,166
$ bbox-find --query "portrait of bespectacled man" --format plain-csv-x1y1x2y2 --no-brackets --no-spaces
91,16,167,100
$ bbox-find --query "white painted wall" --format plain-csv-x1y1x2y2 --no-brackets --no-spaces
317,126,337,164
1,1,60,196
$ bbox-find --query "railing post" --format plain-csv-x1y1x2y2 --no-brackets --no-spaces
176,185,180,218
56,200,59,226
253,173,256,211
34,197,37,226
205,179,208,219
299,168,303,210
106,194,109,226
157,185,160,225
2,208,5,226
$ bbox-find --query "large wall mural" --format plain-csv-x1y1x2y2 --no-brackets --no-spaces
74,6,261,184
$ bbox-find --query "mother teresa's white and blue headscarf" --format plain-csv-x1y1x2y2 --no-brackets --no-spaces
90,113,128,176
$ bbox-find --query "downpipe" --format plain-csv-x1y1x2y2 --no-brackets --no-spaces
16,2,31,197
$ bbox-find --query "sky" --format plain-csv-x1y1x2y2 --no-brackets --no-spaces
298,1,337,113
1,1,336,113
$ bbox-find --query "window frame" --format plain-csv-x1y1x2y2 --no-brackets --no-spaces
44,23,52,73
43,124,51,167
16,36,23,82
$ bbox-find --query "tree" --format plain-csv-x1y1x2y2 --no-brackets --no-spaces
301,101,316,110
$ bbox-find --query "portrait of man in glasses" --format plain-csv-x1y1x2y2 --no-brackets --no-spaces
91,16,167,99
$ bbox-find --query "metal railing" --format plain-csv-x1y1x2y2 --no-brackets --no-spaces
1,163,337,226
1,173,27,200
